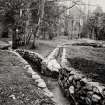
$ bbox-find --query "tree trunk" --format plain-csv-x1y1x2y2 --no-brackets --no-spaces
12,27,17,49
25,3,31,47
32,0,45,48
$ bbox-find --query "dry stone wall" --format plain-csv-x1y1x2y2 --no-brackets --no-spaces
16,49,59,78
58,47,105,105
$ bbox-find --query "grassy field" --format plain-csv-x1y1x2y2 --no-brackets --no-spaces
1,37,105,85
66,45,105,84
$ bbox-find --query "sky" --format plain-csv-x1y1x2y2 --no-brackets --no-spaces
58,0,105,13
83,0,105,12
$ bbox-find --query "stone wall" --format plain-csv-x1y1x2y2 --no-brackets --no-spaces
16,49,59,78
58,47,105,105
59,67,105,105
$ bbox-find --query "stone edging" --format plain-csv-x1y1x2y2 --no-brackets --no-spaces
8,50,53,98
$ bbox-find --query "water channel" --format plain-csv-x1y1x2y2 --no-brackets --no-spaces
29,61,70,105
42,76,70,105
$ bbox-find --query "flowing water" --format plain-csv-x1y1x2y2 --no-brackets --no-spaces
42,76,70,105
28,61,70,105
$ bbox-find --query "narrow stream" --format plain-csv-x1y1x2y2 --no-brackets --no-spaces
41,76,70,105
22,50,70,105
29,61,70,105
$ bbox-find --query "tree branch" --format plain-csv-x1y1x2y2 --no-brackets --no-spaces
55,1,78,17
